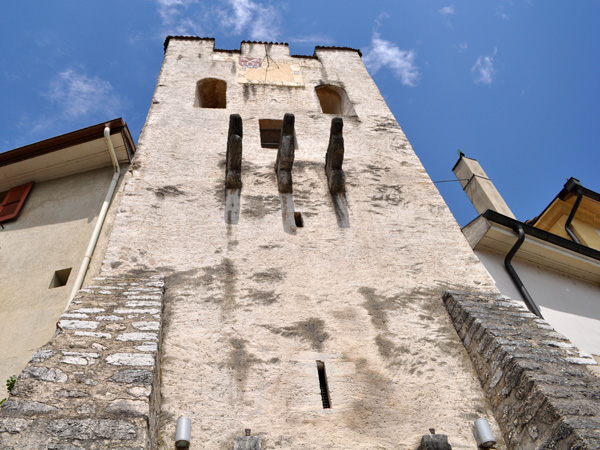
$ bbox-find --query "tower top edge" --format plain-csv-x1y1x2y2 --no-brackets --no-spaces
163,36,362,58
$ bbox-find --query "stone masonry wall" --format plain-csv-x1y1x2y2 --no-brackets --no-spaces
0,275,164,450
444,291,600,450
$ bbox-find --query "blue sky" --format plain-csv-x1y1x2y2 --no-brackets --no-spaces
1,1,599,225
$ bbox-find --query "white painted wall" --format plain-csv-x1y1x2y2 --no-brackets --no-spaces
475,248,600,356
0,166,128,393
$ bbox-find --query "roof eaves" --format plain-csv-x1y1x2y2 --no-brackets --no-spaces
0,118,134,168
482,209,600,262
530,177,600,226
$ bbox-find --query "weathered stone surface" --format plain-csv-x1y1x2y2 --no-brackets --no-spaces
1,399,59,415
58,320,99,330
106,399,148,417
108,369,153,385
47,418,138,440
124,299,161,305
444,291,600,450
132,321,160,331
106,353,155,366
29,350,56,363
47,443,86,450
21,367,67,383
0,418,30,433
74,331,112,339
233,435,262,450
116,332,158,342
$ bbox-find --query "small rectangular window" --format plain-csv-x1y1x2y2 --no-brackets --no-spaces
49,268,72,289
259,119,298,149
259,119,282,149
317,360,331,409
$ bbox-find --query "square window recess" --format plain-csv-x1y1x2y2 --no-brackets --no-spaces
259,119,298,149
49,268,72,289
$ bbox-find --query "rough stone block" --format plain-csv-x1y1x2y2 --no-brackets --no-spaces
233,436,262,450
417,434,452,450
108,369,154,385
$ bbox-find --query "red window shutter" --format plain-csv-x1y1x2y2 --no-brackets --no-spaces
0,181,34,223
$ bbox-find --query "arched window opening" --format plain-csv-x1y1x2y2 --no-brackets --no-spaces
195,78,226,108
315,85,356,116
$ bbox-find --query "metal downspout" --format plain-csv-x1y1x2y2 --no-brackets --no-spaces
504,224,544,318
66,125,121,308
564,189,583,244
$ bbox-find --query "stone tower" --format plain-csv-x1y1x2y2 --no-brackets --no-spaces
3,37,599,450
101,37,503,448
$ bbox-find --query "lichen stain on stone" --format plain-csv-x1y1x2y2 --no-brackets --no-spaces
265,318,329,351
292,160,321,174
344,357,403,439
249,166,277,186
375,333,410,365
358,287,403,331
241,194,280,219
150,185,186,199
162,268,198,292
258,244,282,250
370,116,401,132
251,269,285,283
245,289,280,305
242,83,257,101
215,258,238,311
228,337,260,386
371,184,406,207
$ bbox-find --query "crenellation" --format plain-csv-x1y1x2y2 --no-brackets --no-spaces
241,41,290,58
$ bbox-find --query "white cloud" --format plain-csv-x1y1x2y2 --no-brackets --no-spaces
457,42,468,53
363,33,419,87
154,0,281,41
439,5,454,25
218,0,281,41
439,5,455,15
45,68,121,119
472,48,497,84
155,0,203,36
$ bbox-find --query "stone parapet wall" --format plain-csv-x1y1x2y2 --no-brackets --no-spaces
444,291,600,450
0,275,164,450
